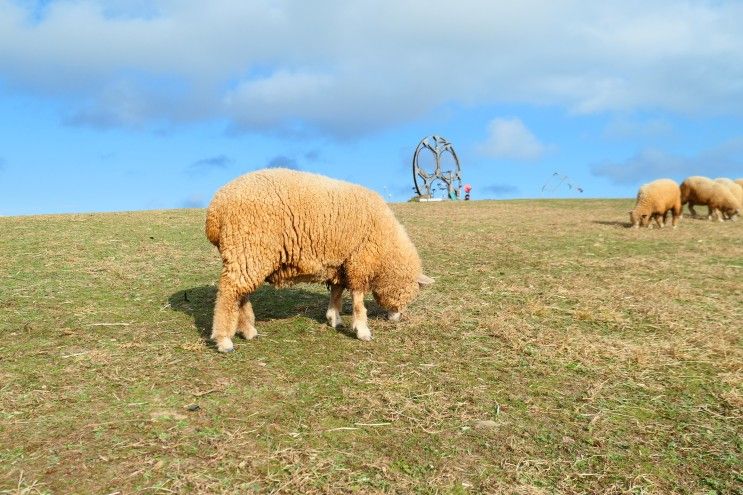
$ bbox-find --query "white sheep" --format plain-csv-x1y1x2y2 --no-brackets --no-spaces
205,168,434,352
680,176,741,221
629,178,682,228
714,178,743,220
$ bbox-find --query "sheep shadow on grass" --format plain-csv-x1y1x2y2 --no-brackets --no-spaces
168,284,386,343
593,220,630,228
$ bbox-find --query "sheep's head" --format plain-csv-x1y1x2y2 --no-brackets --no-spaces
628,209,649,228
724,206,740,220
372,273,434,319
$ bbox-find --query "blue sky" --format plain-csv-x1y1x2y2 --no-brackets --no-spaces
1,0,743,215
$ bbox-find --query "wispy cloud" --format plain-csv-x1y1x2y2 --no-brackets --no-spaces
186,155,232,175
266,155,300,170
603,116,673,140
180,195,205,208
304,149,321,162
483,183,519,196
99,152,117,161
477,118,546,160
591,139,743,185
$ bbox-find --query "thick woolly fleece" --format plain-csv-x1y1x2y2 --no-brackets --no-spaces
680,176,741,221
715,178,743,210
205,168,431,352
629,178,681,228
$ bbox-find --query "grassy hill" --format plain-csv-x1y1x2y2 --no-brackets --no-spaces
1,199,741,494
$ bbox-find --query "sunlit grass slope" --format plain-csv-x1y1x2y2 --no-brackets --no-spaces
1,200,741,494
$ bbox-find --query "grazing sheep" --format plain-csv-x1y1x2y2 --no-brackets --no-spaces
680,176,714,217
680,176,741,221
714,178,743,219
205,168,434,352
629,178,682,229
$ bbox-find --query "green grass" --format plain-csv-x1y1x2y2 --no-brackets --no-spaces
1,200,741,494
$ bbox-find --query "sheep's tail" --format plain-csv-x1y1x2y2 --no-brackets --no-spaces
205,205,221,247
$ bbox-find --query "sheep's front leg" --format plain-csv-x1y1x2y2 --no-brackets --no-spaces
653,214,663,229
351,290,372,341
688,203,698,217
236,295,257,340
662,210,672,227
712,207,724,222
211,282,241,353
326,284,344,329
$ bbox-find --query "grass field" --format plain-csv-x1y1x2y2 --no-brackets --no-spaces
1,199,741,494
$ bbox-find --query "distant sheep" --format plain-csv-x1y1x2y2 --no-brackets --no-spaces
205,168,434,352
629,178,681,228
680,176,741,221
714,178,743,219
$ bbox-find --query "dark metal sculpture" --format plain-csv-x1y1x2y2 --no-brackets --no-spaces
412,135,462,199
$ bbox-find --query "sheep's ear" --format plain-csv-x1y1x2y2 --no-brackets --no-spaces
417,274,434,287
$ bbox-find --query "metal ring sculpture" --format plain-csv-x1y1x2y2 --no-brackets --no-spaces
412,135,462,199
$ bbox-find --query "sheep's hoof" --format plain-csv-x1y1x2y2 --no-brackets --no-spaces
215,338,234,353
355,326,373,341
237,326,257,340
326,309,340,329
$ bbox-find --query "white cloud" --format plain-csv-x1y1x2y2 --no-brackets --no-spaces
224,70,335,133
477,118,546,160
591,138,743,185
1,1,743,136
603,116,673,139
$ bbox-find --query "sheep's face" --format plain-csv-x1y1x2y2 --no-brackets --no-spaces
724,207,740,220
372,280,418,314
372,273,434,316
629,210,649,228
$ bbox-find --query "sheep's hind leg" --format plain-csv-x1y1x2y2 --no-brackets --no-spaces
351,290,372,341
211,280,241,353
671,204,681,228
326,284,344,329
236,295,257,340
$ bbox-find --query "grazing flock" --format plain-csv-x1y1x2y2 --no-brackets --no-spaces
202,168,740,352
629,176,743,228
